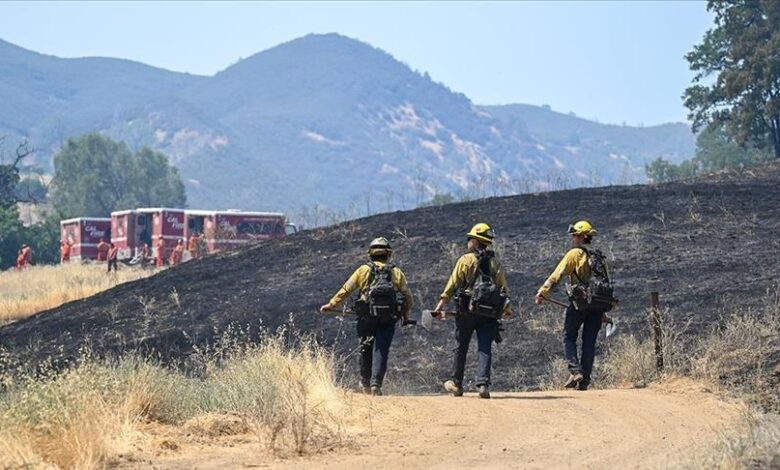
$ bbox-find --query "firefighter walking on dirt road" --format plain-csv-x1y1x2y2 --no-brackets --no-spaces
535,220,616,391
434,223,511,399
320,237,413,396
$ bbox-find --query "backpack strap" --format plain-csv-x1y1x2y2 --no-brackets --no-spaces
466,250,495,289
365,261,377,292
366,261,394,283
589,249,611,282
381,263,395,282
569,246,611,284
569,247,589,284
477,251,493,281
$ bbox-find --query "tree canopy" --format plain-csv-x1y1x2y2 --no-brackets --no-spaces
51,133,186,218
0,139,59,268
683,0,780,158
646,123,771,183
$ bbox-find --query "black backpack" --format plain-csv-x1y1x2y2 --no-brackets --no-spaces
366,262,400,320
465,251,507,319
571,247,616,312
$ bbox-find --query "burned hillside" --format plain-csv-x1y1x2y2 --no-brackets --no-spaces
2,164,780,390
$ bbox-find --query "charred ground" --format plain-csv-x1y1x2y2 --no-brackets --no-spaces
2,164,780,391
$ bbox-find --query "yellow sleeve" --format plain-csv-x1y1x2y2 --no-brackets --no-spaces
393,268,414,315
329,265,369,307
537,250,579,297
440,254,476,301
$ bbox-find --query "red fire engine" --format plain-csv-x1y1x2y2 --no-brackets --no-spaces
59,217,112,261
184,210,297,252
105,208,296,261
110,208,185,260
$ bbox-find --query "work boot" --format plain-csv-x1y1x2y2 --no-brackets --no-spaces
478,384,491,399
444,380,464,397
564,372,584,389
371,386,382,396
361,384,371,395
576,381,590,391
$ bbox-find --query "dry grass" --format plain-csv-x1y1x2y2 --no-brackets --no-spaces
588,287,780,468
690,289,780,412
680,412,780,469
0,263,154,324
598,307,693,389
0,334,348,469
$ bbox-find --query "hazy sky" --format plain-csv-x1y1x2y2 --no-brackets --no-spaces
1,1,713,126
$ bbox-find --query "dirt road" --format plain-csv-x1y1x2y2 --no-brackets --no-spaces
141,382,740,470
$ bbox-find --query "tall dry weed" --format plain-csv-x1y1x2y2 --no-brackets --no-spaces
599,334,657,387
689,287,780,411
678,412,780,469
0,332,347,468
538,357,569,391
598,307,692,388
0,361,143,469
203,336,344,454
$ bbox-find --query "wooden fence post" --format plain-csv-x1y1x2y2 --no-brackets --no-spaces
650,291,664,372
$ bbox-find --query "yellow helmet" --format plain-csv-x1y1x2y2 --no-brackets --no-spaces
466,223,494,245
368,237,392,256
568,220,597,236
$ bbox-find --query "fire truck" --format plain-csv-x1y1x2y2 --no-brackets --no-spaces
60,217,111,261
184,210,297,252
110,208,185,260
108,208,296,261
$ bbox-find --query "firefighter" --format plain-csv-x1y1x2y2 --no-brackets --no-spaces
187,233,201,259
434,223,511,399
60,240,72,263
107,242,119,273
96,238,110,261
155,236,166,267
319,237,413,396
15,248,24,270
18,244,33,269
141,242,151,267
169,238,185,266
534,220,610,391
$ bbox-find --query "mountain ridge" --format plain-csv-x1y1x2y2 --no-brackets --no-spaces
0,33,696,213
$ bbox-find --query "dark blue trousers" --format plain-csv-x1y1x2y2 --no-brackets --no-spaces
357,317,396,388
563,304,603,385
452,314,499,387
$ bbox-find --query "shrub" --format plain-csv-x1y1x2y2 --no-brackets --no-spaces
0,332,346,468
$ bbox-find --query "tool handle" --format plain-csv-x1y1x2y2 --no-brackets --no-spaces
321,308,355,315
540,296,569,308
423,309,459,318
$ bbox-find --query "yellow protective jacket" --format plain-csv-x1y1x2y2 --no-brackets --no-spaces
440,250,509,304
328,261,413,316
537,245,595,297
